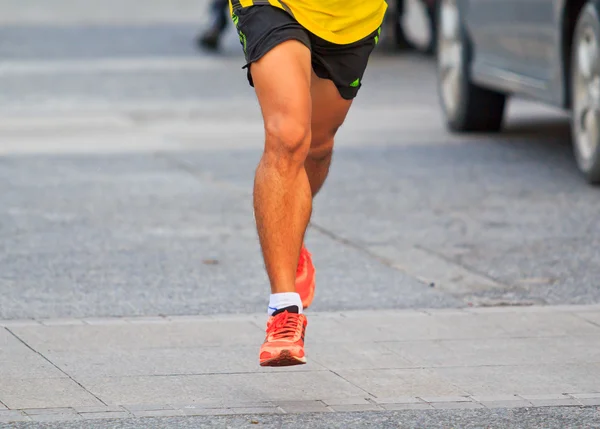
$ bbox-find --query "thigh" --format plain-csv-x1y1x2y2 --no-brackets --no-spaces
251,39,313,148
310,72,353,150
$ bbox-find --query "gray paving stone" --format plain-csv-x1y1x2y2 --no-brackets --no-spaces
570,393,600,399
436,363,600,396
0,329,65,379
577,312,600,327
309,342,415,370
40,319,85,326
74,406,125,413
29,414,81,422
520,393,575,401
463,306,534,314
11,321,264,353
173,401,275,410
466,305,600,314
80,411,132,419
82,318,129,326
419,396,472,403
384,336,600,368
431,401,485,410
528,398,582,407
577,398,600,406
3,309,600,415
23,408,76,415
371,397,422,405
166,315,217,322
0,320,41,328
475,312,600,337
520,394,583,407
381,403,434,410
318,312,509,343
0,410,29,423
329,404,384,412
481,400,534,409
42,346,326,378
182,408,236,416
80,376,255,405
303,313,435,343
230,407,283,415
0,378,102,409
275,401,332,413
231,372,369,402
121,316,169,324
130,409,186,418
336,369,467,397
532,305,600,313
81,371,365,405
320,398,372,406
123,404,175,412
470,395,523,403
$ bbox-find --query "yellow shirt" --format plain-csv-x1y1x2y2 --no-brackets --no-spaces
233,0,388,45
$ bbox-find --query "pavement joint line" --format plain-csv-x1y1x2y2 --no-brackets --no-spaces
309,223,512,299
3,396,600,423
4,328,108,407
327,369,375,398
310,223,454,291
2,305,599,326
413,243,511,290
576,315,600,329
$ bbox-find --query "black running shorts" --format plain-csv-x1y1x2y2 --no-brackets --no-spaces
231,5,381,100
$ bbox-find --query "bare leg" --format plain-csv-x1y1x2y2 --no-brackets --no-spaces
251,40,313,294
305,73,353,197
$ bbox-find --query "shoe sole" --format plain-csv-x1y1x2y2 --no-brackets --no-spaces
260,350,307,367
301,277,316,310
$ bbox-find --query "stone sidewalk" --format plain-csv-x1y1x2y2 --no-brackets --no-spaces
1,305,600,423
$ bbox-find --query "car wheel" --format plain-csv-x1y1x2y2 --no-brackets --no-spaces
436,0,506,132
571,2,600,184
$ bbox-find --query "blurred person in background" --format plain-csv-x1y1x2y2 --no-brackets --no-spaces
386,0,438,53
196,0,229,50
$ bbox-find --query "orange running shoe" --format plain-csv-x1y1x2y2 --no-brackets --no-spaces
259,309,307,367
296,245,316,309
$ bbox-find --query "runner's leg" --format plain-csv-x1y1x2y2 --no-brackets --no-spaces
250,40,313,295
305,72,353,197
292,73,352,310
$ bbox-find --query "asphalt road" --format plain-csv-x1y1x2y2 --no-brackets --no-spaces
1,0,599,426
4,407,600,429
1,20,598,319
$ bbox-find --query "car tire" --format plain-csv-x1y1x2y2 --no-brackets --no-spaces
570,2,600,184
436,0,506,132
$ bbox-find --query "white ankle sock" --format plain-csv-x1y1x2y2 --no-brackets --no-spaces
268,292,303,316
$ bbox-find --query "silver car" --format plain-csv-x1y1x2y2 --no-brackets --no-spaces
436,0,600,183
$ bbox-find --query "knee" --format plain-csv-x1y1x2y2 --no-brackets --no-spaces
264,116,311,166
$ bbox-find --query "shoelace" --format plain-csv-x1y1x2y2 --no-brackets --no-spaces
267,311,301,340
